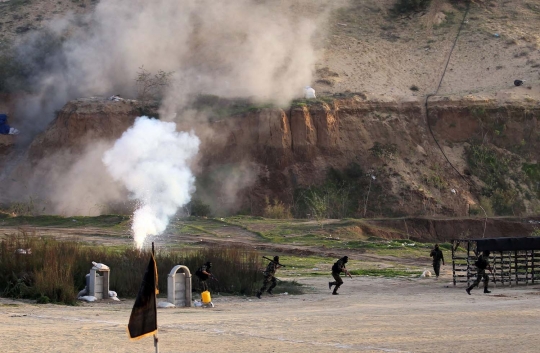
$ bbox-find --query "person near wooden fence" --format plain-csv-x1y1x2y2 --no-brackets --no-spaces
430,244,445,278
466,251,491,295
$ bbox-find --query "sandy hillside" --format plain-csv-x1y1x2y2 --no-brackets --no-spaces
2,0,540,102
314,0,540,101
1,275,539,353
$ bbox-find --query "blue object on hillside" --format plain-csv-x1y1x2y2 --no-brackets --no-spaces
0,114,11,135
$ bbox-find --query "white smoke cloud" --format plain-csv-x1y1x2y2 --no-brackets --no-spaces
103,116,200,248
12,0,331,126
2,0,337,214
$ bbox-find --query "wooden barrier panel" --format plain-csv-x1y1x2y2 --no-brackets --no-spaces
452,239,540,287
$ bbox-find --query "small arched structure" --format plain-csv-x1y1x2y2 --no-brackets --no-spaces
167,265,192,307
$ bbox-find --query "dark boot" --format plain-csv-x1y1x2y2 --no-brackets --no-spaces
329,282,334,290
484,288,491,294
466,286,472,295
267,289,273,295
332,286,340,295
256,291,262,299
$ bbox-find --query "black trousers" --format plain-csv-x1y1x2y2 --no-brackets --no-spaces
433,262,441,277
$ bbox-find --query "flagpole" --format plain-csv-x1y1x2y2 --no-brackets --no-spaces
152,242,159,353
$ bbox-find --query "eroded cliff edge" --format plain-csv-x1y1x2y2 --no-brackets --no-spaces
13,94,540,218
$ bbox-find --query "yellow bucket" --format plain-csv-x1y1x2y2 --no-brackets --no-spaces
201,290,212,304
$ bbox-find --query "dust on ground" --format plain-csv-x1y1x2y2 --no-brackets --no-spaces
1,275,538,353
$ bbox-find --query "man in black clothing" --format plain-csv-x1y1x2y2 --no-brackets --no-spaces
466,251,491,295
329,256,352,295
430,244,445,278
195,261,213,292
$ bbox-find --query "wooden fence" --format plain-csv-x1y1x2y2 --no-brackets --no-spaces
452,239,540,286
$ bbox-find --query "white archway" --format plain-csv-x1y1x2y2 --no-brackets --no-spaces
167,265,192,307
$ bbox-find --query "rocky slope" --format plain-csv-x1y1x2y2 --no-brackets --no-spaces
7,93,537,219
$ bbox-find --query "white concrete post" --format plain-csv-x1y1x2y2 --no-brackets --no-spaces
88,268,110,299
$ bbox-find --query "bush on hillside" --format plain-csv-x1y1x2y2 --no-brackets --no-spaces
293,163,382,219
392,0,432,15
187,199,212,217
263,197,292,219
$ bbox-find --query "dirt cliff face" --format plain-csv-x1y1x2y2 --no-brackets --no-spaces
26,97,143,161
195,97,450,216
195,95,539,217
16,95,540,218
428,97,540,157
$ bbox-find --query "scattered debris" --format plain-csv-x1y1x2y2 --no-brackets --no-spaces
78,296,98,302
108,95,124,102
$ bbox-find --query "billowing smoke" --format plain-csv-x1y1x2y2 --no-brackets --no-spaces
1,0,336,214
103,117,200,248
10,0,331,130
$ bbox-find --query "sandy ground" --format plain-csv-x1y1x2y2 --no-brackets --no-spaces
1,274,539,353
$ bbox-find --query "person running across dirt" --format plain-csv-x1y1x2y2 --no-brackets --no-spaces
329,256,352,295
430,244,445,278
256,256,282,299
195,261,213,292
466,251,491,295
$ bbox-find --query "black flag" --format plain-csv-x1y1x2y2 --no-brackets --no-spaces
127,254,159,340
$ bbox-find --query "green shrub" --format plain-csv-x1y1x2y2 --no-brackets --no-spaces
0,231,267,304
188,199,212,217
263,197,292,219
468,207,480,216
369,142,398,161
490,188,525,216
465,143,528,215
522,163,540,197
135,66,173,106
392,0,431,15
292,163,386,219
36,295,50,304
2,272,32,299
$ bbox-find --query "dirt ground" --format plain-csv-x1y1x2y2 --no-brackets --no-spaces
1,274,539,353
